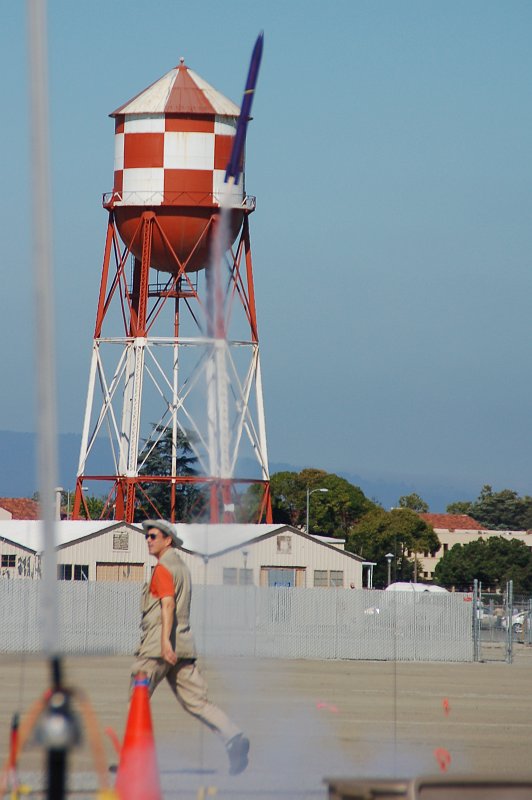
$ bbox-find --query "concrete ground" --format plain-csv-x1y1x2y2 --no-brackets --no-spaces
1,648,532,798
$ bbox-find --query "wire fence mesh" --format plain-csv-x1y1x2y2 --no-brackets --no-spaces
475,580,532,662
0,581,475,662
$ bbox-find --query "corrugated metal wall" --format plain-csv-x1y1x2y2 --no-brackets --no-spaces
182,533,363,588
1,528,363,587
0,581,473,662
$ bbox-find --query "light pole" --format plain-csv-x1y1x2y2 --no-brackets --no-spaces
385,552,394,587
306,487,329,535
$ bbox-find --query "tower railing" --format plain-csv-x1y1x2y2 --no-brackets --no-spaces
103,190,256,211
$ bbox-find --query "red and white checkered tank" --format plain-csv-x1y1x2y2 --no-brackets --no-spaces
108,59,247,273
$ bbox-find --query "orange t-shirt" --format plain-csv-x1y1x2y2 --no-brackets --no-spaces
150,564,175,599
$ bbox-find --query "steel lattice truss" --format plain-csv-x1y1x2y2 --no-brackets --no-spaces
74,208,271,523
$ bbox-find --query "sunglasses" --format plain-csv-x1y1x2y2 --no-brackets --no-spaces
144,533,160,541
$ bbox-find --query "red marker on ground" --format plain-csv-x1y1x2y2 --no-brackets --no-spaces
434,747,452,772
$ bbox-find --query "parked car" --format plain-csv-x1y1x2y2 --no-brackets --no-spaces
502,610,530,635
363,582,449,621
476,605,500,628
385,582,449,593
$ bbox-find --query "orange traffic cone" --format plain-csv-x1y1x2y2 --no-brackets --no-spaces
115,673,162,800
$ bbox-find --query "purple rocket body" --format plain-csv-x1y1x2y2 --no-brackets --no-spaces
225,32,264,185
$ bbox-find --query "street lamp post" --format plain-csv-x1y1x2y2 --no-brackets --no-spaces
385,552,394,587
306,487,329,535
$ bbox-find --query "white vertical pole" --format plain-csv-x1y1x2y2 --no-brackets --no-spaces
27,0,59,655
77,344,99,475
172,341,178,479
118,340,145,477
254,353,270,479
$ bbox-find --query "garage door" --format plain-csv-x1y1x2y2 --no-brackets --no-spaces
260,567,306,587
96,563,144,582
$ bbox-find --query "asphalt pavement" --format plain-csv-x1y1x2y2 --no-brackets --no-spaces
1,649,532,798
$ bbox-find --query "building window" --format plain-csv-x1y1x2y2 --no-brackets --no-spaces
1,554,16,568
223,568,238,585
314,569,345,588
239,568,254,585
58,564,89,581
74,565,89,581
58,564,72,581
314,570,328,587
223,567,253,585
113,532,129,551
330,570,344,588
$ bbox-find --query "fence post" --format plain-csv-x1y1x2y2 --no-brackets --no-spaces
505,580,513,664
253,585,257,658
472,579,480,662
334,588,338,659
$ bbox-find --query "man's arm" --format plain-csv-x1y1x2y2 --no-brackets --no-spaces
160,596,177,665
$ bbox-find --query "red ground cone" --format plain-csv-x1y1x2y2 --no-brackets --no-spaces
115,673,162,800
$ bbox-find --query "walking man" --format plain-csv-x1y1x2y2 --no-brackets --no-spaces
131,519,250,775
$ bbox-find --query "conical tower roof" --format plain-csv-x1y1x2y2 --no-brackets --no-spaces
111,58,240,117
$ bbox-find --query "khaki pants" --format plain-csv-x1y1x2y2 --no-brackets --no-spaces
131,656,240,745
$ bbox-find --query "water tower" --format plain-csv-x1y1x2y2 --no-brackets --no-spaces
73,58,272,523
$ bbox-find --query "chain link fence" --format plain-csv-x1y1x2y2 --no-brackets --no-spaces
0,580,474,662
472,579,532,663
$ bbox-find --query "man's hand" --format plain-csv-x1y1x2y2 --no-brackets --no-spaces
162,639,177,665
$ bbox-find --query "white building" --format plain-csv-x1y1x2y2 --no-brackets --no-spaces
0,521,366,588
416,513,532,581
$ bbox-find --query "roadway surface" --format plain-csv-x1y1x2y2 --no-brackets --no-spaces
1,649,532,798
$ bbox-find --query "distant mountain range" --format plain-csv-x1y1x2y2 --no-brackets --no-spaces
0,430,471,512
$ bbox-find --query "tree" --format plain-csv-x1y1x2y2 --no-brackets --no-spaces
398,493,429,513
34,490,105,520
76,494,106,520
434,536,532,593
446,501,473,515
348,508,440,588
235,482,271,523
268,468,374,537
444,486,532,530
468,485,532,531
135,424,206,522
269,471,305,527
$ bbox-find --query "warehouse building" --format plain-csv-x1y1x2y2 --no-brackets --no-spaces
0,521,366,588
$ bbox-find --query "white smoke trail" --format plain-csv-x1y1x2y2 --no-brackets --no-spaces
27,0,60,656
205,193,233,488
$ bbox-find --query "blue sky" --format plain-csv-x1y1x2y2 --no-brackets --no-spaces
2,0,532,505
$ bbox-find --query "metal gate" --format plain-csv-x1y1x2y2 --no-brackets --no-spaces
472,579,532,663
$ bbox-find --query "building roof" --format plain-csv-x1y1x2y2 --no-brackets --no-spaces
0,520,135,552
0,521,364,561
310,534,346,545
176,523,281,556
112,60,240,118
176,524,362,560
418,513,482,530
0,498,40,520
